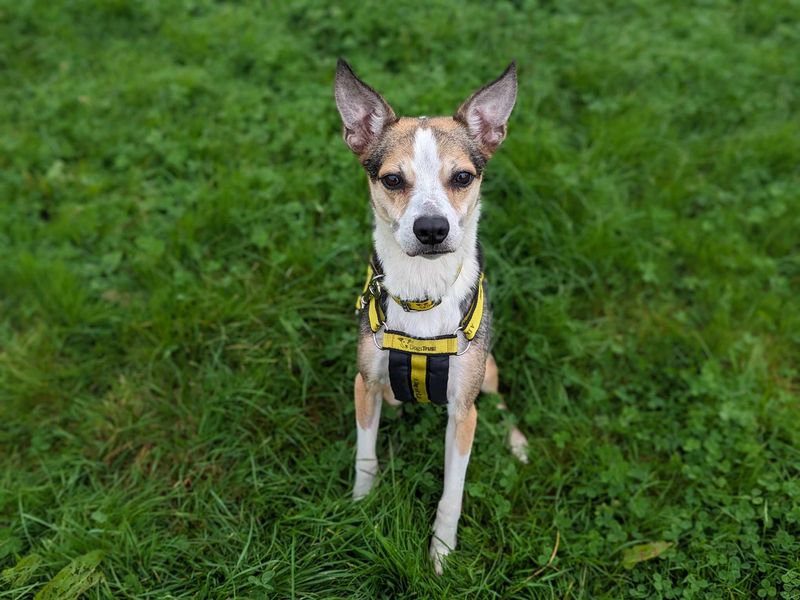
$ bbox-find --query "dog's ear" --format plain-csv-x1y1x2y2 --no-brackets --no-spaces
334,59,396,156
455,62,517,156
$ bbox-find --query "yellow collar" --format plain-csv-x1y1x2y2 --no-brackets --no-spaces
355,260,486,349
356,258,464,313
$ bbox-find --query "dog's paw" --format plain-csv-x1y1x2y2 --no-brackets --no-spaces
352,460,379,501
429,536,455,575
508,425,529,464
352,482,375,501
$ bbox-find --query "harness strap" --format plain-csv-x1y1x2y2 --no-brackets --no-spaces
367,295,384,333
382,331,459,355
460,273,485,341
355,264,374,311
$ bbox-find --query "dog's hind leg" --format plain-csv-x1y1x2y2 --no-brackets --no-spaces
353,373,383,500
481,353,529,464
481,353,500,394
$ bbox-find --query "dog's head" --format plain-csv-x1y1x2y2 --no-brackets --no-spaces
334,60,517,258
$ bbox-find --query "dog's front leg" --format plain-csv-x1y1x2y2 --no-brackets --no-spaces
353,372,382,500
430,401,477,574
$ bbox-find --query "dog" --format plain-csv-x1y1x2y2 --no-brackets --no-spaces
334,59,529,574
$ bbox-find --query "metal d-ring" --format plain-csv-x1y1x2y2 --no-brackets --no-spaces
453,326,471,356
372,326,385,351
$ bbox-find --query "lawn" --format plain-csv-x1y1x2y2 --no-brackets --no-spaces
1,1,799,598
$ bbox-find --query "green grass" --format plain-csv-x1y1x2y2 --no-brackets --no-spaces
1,0,799,597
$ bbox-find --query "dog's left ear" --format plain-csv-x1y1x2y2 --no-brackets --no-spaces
455,62,517,156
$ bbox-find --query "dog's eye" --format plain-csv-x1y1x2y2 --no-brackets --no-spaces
381,173,404,190
452,171,474,188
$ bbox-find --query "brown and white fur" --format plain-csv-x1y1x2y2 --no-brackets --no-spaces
335,60,529,574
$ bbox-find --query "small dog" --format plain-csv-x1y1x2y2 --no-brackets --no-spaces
335,60,529,574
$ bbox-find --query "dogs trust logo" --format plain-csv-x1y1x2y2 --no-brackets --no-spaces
401,338,437,353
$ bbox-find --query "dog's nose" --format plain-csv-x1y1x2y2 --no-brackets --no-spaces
413,216,450,245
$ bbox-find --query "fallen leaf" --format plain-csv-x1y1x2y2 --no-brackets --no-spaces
34,550,104,600
622,541,673,569
3,553,43,587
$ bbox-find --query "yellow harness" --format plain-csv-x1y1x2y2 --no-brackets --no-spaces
355,256,486,405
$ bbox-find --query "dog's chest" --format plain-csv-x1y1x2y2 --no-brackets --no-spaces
378,249,479,338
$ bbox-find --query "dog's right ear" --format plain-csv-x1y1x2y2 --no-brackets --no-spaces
334,59,396,156
455,62,517,157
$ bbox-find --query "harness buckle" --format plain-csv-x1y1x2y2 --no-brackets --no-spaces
368,273,383,304
367,274,384,299
357,274,385,313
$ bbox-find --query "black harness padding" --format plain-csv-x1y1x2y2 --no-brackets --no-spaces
388,350,450,406
388,350,414,403
424,354,450,405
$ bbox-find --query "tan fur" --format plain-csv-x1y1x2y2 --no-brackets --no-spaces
437,147,480,214
354,372,373,429
382,383,401,406
375,118,419,178
357,334,379,380
367,179,410,221
455,338,489,412
481,353,499,394
456,404,478,456
425,116,461,132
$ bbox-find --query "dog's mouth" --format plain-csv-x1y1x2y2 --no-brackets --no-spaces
420,250,450,260
406,248,453,259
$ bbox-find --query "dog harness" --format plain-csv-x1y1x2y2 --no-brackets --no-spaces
355,254,486,406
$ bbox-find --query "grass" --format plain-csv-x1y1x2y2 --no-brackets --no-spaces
1,0,799,597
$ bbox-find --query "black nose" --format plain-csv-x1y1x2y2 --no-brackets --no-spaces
413,216,450,245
